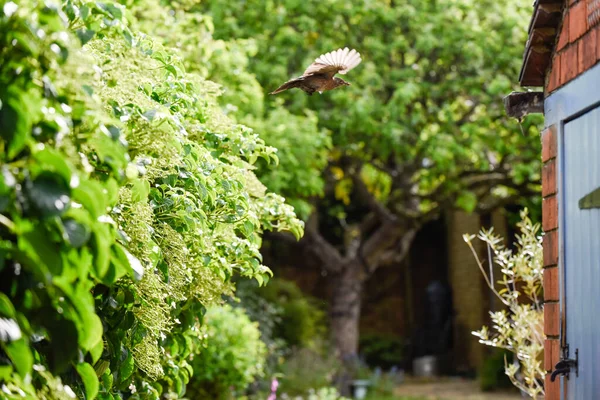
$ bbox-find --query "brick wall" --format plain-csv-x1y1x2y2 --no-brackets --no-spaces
446,211,488,372
541,126,560,400
546,0,600,93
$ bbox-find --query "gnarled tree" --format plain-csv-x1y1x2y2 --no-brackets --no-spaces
197,0,542,384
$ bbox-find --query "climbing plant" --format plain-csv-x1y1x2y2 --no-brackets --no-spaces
0,1,302,399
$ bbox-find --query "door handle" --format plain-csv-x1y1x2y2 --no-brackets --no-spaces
550,348,578,382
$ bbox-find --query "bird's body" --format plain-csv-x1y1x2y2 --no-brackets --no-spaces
270,47,362,95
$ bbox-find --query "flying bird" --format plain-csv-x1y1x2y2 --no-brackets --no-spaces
270,47,362,95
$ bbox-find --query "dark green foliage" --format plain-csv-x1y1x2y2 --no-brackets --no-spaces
479,349,514,392
359,334,404,369
255,278,326,348
277,347,341,397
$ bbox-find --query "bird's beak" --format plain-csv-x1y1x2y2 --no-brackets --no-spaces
345,82,351,86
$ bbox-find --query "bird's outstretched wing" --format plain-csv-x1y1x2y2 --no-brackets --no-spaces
302,47,362,79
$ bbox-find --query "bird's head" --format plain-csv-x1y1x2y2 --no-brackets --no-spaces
333,77,351,87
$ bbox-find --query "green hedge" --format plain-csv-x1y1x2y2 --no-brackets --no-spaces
0,1,302,399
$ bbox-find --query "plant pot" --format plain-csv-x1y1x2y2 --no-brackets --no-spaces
350,379,371,399
413,355,438,378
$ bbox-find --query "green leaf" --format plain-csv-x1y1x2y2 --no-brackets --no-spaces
0,88,32,160
90,337,104,364
62,218,92,248
4,338,32,377
98,2,123,19
73,180,106,219
94,360,110,378
455,191,478,213
112,244,144,281
0,365,12,381
118,349,134,385
18,223,63,279
76,362,99,400
0,293,15,318
130,179,150,202
24,172,71,218
76,28,96,45
33,148,73,184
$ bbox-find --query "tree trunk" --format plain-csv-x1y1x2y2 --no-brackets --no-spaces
330,259,364,395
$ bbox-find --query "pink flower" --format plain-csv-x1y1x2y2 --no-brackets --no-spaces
267,378,279,400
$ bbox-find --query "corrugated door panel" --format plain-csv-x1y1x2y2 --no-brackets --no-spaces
563,106,600,400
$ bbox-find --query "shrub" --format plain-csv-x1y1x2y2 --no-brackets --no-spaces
231,279,287,393
479,349,514,392
186,305,267,399
359,333,404,369
277,347,340,397
256,278,327,349
464,209,544,398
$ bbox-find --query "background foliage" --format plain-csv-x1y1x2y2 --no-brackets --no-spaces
185,304,267,400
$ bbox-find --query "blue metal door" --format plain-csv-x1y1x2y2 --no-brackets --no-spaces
563,106,600,399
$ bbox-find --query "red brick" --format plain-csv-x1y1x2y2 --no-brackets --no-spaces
578,29,597,72
543,230,558,267
541,126,557,162
544,302,560,336
560,44,579,84
544,266,559,302
547,55,561,93
569,1,588,41
597,26,600,61
542,159,557,197
557,14,570,51
545,373,561,400
544,339,560,372
543,196,558,231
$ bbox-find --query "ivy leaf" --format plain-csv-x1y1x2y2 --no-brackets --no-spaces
76,362,99,400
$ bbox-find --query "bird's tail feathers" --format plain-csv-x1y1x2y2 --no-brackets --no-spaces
269,78,303,95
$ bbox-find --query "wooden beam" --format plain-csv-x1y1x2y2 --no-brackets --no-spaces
504,91,545,119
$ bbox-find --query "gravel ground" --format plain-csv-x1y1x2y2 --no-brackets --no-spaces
393,378,524,400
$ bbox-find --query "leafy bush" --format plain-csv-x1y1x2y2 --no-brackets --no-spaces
279,387,348,400
0,1,303,398
479,349,514,392
277,347,340,397
256,278,327,349
231,279,287,391
186,305,267,399
464,209,544,398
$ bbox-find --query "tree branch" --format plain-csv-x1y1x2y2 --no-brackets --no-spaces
303,212,344,273
352,173,397,222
